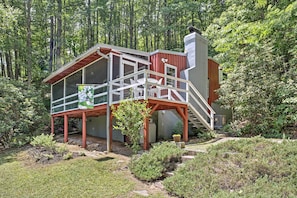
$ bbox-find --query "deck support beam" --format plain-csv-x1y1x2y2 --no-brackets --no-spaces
176,106,188,142
183,108,188,142
82,112,87,148
143,117,149,150
64,114,68,143
51,116,55,135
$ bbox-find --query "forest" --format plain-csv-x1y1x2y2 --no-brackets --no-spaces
0,0,296,147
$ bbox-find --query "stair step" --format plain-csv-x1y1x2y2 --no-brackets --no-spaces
176,163,185,168
182,155,195,162
184,150,199,156
164,171,174,177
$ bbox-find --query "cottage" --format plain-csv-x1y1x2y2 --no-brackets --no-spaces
43,32,222,151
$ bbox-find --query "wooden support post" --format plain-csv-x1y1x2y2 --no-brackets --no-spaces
109,111,113,152
51,116,55,135
82,112,87,148
143,118,149,150
64,114,68,143
176,106,189,142
183,108,188,142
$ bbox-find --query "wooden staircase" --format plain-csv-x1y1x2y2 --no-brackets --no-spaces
188,104,213,132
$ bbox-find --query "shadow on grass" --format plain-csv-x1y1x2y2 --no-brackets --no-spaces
0,148,21,166
94,156,114,162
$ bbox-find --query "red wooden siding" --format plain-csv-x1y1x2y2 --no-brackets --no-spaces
150,52,187,78
208,59,220,105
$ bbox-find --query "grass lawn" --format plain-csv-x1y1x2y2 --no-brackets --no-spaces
0,147,168,198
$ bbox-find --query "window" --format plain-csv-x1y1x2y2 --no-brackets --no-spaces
165,63,177,87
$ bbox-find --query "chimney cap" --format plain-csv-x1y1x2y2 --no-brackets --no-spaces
187,26,201,35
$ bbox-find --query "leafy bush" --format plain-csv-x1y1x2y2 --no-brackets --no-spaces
30,133,56,150
112,95,151,153
172,121,183,135
56,143,69,154
129,142,185,181
63,152,73,160
0,77,49,148
163,137,297,197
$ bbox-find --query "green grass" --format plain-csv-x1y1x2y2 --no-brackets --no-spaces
0,148,166,198
164,137,297,197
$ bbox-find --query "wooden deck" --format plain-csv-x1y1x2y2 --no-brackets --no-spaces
50,70,215,151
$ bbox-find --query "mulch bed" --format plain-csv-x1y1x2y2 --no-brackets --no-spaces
27,146,84,165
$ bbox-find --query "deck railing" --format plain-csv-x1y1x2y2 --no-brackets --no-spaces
51,83,108,114
109,69,215,130
51,69,215,130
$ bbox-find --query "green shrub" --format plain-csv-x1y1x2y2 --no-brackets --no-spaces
163,137,297,197
112,94,151,153
63,152,73,160
30,134,56,150
172,121,183,135
0,77,49,148
43,154,54,160
129,142,185,181
56,144,69,154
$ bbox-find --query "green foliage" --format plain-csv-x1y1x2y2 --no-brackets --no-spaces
0,77,49,148
207,2,297,136
30,134,56,150
172,121,183,135
111,95,151,153
129,142,185,181
197,130,216,141
55,144,69,154
164,137,297,197
63,152,73,160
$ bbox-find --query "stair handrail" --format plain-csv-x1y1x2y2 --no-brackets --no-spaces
187,81,216,130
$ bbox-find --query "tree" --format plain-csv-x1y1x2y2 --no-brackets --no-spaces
0,77,49,148
111,96,151,153
208,1,297,136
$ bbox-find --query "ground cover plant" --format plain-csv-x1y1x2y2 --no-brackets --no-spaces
129,142,185,181
163,137,297,197
29,133,85,164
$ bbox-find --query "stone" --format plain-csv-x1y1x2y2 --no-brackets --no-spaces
133,190,149,197
176,141,185,148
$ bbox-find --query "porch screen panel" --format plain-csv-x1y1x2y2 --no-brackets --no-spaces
65,70,82,110
53,80,64,100
52,80,64,113
85,59,107,104
85,59,107,84
66,71,82,96
112,55,120,80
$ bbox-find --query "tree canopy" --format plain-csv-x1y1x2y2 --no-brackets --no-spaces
0,0,296,139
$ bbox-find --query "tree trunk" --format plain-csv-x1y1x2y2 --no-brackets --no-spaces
6,52,13,79
0,52,6,77
56,0,62,68
128,0,134,49
87,0,92,48
14,49,20,80
49,0,55,72
26,0,32,86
